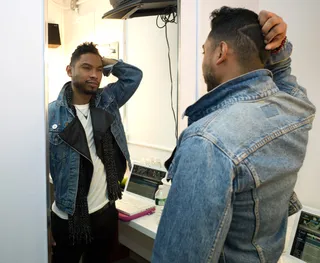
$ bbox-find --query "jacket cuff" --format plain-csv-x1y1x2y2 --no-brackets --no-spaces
288,191,302,216
103,59,123,77
266,40,292,67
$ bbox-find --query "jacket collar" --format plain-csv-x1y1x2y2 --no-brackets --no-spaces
57,82,115,161
56,81,103,108
59,104,115,162
184,69,278,125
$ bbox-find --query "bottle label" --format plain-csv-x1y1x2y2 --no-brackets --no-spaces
155,198,166,206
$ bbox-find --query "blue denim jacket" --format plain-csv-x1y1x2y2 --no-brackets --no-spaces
49,61,142,215
152,42,316,263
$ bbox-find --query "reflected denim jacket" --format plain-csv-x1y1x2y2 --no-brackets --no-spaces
48,61,142,215
152,42,316,263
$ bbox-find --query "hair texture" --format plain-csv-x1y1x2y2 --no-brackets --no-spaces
208,6,270,68
70,42,102,66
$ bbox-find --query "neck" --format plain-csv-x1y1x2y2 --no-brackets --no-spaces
219,67,243,85
219,61,261,85
72,85,91,105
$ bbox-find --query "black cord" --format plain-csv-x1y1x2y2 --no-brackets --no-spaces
156,7,178,142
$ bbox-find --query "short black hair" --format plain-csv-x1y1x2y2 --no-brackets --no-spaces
208,6,270,68
70,42,102,66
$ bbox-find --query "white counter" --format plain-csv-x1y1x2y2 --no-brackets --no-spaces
118,208,162,261
118,209,296,262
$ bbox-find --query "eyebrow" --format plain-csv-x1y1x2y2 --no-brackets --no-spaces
81,63,103,69
81,63,92,67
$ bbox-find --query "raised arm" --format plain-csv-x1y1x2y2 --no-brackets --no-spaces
259,10,308,99
259,11,314,216
102,58,143,108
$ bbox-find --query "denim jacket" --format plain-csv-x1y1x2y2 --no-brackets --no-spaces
49,61,142,215
152,42,316,263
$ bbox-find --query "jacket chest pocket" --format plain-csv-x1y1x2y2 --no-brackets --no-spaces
49,131,69,162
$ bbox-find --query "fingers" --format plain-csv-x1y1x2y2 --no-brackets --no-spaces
266,33,286,50
258,10,274,27
259,10,287,50
261,15,284,37
102,57,117,66
265,24,286,43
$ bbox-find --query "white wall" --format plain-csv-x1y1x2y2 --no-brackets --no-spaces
0,0,48,263
48,0,125,102
48,0,67,102
178,0,259,132
177,0,196,133
63,0,124,61
125,16,178,163
259,0,320,209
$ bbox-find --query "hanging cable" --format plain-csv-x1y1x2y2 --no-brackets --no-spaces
156,6,178,142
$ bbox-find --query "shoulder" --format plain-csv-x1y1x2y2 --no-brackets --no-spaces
48,100,62,121
182,101,272,163
48,100,58,112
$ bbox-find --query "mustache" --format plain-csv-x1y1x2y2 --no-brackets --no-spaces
86,80,99,86
73,81,98,95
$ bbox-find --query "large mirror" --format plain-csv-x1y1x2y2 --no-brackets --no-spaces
48,0,178,164
47,0,178,262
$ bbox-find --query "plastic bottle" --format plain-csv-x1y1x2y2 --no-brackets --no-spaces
155,179,172,223
155,178,172,206
154,185,166,223
161,178,171,199
155,185,166,206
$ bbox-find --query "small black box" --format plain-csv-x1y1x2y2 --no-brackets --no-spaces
48,23,61,48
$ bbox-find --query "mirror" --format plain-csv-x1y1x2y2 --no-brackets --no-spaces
48,0,178,163
47,0,178,262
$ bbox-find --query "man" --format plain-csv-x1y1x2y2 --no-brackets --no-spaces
152,7,316,263
49,42,142,263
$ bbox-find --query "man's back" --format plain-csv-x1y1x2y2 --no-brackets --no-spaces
195,72,314,262
152,68,315,263
152,7,316,263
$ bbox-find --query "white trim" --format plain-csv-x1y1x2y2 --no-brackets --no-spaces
178,0,199,134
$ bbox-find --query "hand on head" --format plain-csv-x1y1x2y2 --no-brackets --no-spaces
259,10,287,50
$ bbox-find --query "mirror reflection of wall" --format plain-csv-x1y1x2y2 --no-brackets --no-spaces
48,0,178,166
125,14,178,165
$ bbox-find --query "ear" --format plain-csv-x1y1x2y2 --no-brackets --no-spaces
216,41,228,65
66,65,72,77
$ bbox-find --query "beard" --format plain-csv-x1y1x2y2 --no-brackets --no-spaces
203,66,220,92
73,79,98,95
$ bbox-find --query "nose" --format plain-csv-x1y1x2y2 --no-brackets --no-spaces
90,69,98,79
